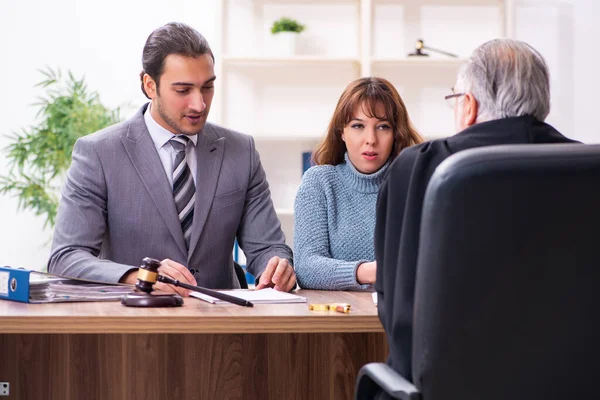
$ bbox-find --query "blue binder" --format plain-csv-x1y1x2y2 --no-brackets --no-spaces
0,266,30,302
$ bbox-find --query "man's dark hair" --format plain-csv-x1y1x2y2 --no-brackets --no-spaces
140,22,214,99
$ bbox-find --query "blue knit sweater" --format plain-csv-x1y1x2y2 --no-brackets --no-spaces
293,153,390,290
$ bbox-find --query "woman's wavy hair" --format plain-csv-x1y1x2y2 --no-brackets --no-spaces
312,77,422,166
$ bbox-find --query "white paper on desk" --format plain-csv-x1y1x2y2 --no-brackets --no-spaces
190,288,306,304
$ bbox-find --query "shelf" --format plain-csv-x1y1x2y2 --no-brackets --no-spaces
374,0,502,5
253,132,449,142
255,0,359,3
219,0,510,248
220,62,357,137
371,57,466,67
222,56,361,66
276,208,294,216
251,134,322,142
223,57,463,67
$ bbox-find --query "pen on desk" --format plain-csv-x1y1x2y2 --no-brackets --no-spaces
157,275,254,307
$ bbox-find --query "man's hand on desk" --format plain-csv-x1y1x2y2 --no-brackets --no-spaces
255,256,296,292
118,259,197,297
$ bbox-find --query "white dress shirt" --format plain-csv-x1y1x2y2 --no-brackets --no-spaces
144,104,198,186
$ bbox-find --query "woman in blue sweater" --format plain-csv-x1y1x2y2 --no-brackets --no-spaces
294,77,422,290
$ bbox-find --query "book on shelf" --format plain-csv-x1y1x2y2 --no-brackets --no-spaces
0,266,134,303
302,151,314,175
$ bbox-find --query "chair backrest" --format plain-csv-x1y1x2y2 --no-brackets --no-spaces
412,144,600,400
234,261,248,289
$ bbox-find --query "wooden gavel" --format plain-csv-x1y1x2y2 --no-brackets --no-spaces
132,257,253,307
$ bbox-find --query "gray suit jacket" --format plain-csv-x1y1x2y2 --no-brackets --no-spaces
48,104,292,288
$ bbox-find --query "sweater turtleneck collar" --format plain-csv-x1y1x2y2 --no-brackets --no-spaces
337,152,390,193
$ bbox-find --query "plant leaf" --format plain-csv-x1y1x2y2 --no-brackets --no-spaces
0,67,121,227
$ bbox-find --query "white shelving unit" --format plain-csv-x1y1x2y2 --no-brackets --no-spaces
215,0,511,256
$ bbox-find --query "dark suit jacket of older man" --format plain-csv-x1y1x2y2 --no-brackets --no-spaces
49,103,291,288
375,115,577,383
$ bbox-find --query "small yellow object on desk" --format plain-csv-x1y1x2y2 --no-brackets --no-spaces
309,304,330,311
308,303,351,313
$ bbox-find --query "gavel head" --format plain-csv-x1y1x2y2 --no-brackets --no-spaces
135,257,161,294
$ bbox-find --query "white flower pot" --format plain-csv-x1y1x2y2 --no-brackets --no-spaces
270,31,298,57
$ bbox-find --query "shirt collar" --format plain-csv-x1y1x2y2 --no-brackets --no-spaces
144,103,198,150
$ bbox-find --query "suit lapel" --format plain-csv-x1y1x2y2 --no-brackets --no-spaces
120,105,188,257
187,124,225,260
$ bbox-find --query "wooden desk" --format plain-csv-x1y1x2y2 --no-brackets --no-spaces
0,290,387,400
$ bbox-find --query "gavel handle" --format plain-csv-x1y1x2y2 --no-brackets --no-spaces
157,275,253,307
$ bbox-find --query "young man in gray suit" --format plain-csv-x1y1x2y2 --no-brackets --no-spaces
48,22,296,295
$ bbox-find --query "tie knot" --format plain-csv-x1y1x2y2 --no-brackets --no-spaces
169,135,190,153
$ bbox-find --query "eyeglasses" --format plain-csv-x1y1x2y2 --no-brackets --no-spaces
444,90,465,109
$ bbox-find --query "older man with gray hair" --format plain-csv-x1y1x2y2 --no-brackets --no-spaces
374,38,577,383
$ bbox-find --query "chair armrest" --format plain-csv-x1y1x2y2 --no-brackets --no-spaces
355,363,421,400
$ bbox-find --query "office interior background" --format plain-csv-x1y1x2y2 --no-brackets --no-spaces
0,0,597,271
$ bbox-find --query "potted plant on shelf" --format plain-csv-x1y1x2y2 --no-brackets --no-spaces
270,17,306,57
0,67,120,228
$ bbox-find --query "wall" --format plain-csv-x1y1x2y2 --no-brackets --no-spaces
0,0,596,270
513,0,598,143
571,0,598,144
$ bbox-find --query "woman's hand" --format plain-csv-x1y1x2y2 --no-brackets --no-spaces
356,261,377,284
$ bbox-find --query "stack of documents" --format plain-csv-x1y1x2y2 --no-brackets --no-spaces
0,266,134,303
28,279,134,303
191,288,306,304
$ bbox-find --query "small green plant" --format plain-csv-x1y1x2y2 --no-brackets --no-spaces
271,17,306,34
0,67,120,227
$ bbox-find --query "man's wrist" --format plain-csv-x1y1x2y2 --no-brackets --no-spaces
119,269,139,284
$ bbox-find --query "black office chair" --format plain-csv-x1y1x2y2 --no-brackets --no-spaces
356,144,600,400
234,261,248,289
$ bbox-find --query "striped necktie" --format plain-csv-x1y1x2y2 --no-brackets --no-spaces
169,135,195,249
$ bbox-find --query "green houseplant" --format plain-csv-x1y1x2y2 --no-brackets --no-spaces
270,17,306,34
0,67,120,227
270,17,306,56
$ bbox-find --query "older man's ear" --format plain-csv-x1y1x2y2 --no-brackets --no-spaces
459,92,479,130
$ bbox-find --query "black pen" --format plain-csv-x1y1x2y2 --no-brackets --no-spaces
157,275,254,307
